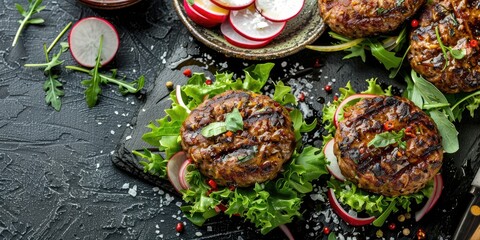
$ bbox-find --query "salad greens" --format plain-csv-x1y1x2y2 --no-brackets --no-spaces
24,22,71,111
201,108,243,137
134,63,328,234
65,36,145,108
368,129,406,149
322,79,432,226
13,0,45,47
435,26,466,70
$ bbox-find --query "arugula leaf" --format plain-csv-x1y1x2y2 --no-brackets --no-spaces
429,110,459,153
13,0,45,47
369,39,402,70
24,22,71,111
368,129,406,149
435,26,466,70
201,108,243,137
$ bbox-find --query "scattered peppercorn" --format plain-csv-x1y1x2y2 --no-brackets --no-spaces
183,68,192,77
314,58,321,68
417,228,426,239
323,226,330,235
470,39,478,48
229,185,236,191
325,85,332,93
205,78,213,85
403,228,411,236
166,81,174,90
404,212,411,219
208,179,218,190
333,95,339,101
397,214,406,222
376,229,384,238
298,92,305,102
388,222,396,230
176,222,184,233
411,19,419,28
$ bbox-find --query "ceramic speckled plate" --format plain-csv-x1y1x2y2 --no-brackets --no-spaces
173,0,326,60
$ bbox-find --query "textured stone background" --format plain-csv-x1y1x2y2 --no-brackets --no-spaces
1,0,479,239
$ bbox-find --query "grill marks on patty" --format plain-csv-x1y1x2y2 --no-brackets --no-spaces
409,0,480,93
180,90,296,187
318,0,426,38
334,96,443,196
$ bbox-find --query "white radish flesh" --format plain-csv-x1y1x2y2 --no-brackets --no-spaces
324,139,346,181
69,17,119,68
255,0,305,22
191,0,229,23
211,0,254,10
167,151,188,193
333,94,377,127
220,21,271,49
229,5,286,41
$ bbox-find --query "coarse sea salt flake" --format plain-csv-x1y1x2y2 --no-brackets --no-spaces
126,135,132,140
122,183,130,189
195,232,203,237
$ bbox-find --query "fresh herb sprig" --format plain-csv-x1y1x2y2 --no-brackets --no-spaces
368,129,406,149
435,26,466,70
13,0,46,47
24,22,72,111
65,36,145,108
201,108,244,137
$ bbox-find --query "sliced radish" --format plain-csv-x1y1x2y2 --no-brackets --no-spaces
211,0,254,10
415,174,443,222
327,188,376,226
69,17,120,68
229,5,286,41
167,151,188,193
179,158,193,190
255,0,305,22
279,224,295,240
324,139,346,181
183,0,219,28
191,0,229,23
220,21,271,49
176,85,191,113
333,94,377,127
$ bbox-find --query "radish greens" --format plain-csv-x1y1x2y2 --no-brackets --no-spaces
13,0,46,47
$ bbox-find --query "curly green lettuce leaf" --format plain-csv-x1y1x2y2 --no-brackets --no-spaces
273,81,297,105
133,148,168,177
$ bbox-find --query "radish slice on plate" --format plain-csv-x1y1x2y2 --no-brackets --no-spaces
191,0,229,23
327,188,376,226
229,5,286,41
211,0,254,10
324,139,346,181
255,0,305,22
69,17,119,68
333,94,377,127
167,151,188,193
220,21,271,49
178,158,192,190
279,224,295,240
415,174,443,221
183,0,219,28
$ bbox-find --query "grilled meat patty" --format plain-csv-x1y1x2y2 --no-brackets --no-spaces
180,90,296,187
334,96,443,196
409,0,480,93
318,0,425,38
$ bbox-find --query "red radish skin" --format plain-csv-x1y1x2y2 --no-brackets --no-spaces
183,0,219,28
324,139,346,181
229,5,286,41
279,224,295,240
255,0,305,22
211,0,254,10
415,174,443,221
69,17,119,68
179,159,192,190
333,94,377,127
191,0,229,23
220,21,272,49
167,151,188,193
327,188,376,226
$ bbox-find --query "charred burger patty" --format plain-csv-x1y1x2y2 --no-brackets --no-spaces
318,0,425,38
409,0,480,93
180,90,296,187
334,96,443,196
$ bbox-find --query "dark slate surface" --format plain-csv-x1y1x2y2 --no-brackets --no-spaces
1,0,480,239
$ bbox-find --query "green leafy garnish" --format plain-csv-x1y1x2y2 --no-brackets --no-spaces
368,129,406,149
134,148,168,177
136,64,325,234
13,0,46,47
24,22,71,111
201,108,244,137
65,36,144,108
435,26,466,70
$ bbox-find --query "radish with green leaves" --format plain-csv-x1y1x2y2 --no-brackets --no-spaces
69,17,120,67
